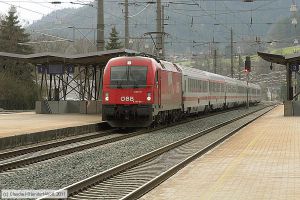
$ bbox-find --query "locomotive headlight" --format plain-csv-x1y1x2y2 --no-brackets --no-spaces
105,92,109,101
147,92,151,101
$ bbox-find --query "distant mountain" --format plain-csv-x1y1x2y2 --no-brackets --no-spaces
27,0,291,55
267,12,300,48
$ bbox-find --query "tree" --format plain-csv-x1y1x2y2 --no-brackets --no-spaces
105,26,123,50
0,6,33,54
0,7,37,110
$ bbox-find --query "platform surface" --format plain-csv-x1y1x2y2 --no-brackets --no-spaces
0,112,102,138
142,105,300,200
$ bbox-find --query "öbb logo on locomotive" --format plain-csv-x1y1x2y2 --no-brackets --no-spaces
121,96,134,102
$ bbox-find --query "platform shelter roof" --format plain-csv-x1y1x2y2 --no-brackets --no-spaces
0,48,137,66
257,51,300,65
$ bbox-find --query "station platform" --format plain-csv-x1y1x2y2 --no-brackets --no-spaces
142,105,300,200
0,112,103,150
0,112,102,138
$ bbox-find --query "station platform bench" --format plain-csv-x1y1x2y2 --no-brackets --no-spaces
142,105,300,200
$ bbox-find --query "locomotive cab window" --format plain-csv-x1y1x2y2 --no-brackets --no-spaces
110,66,147,88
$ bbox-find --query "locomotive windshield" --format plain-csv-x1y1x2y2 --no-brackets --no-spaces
110,66,147,88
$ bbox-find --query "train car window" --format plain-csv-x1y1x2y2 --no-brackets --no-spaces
111,66,127,81
192,79,194,92
200,81,202,92
110,66,147,88
128,66,147,86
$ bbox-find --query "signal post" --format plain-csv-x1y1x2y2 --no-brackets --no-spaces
245,56,251,109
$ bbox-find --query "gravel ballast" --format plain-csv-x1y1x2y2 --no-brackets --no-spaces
0,104,272,191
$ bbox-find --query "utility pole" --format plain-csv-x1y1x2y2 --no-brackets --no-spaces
161,5,165,59
246,72,249,109
230,28,234,78
156,0,162,57
124,0,129,49
212,37,217,74
97,0,105,51
238,54,242,80
214,49,217,74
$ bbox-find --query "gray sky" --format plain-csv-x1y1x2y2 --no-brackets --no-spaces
0,1,85,24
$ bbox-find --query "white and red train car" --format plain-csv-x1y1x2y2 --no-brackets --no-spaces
102,56,261,128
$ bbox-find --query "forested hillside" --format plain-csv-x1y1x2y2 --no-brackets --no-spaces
28,0,292,54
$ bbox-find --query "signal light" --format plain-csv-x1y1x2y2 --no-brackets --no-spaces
245,56,251,72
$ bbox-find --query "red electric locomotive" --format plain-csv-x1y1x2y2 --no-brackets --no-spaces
102,56,182,127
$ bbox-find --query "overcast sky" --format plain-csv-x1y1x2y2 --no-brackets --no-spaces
0,1,84,25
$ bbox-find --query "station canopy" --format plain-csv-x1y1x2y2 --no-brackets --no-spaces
0,48,139,102
257,51,300,65
0,48,138,66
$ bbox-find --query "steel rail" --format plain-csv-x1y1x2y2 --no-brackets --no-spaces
0,105,250,172
122,105,276,200
0,122,112,160
38,104,276,200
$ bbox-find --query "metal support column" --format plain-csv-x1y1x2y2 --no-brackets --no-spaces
287,63,293,100
156,0,162,57
230,28,234,78
124,0,129,48
246,72,249,109
97,0,105,51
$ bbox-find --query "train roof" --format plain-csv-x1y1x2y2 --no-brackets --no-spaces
176,64,261,89
177,65,209,79
159,60,182,73
205,71,226,82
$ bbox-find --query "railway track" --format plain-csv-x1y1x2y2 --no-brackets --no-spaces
38,104,276,200
0,105,251,173
0,123,113,160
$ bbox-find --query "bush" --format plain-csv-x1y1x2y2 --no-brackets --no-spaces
0,74,37,110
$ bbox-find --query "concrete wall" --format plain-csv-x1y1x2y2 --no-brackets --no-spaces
80,100,102,114
284,101,293,116
0,122,109,150
36,101,99,114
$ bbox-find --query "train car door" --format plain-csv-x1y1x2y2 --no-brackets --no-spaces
154,69,161,107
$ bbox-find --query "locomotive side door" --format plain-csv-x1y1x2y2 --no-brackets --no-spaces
154,69,161,107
